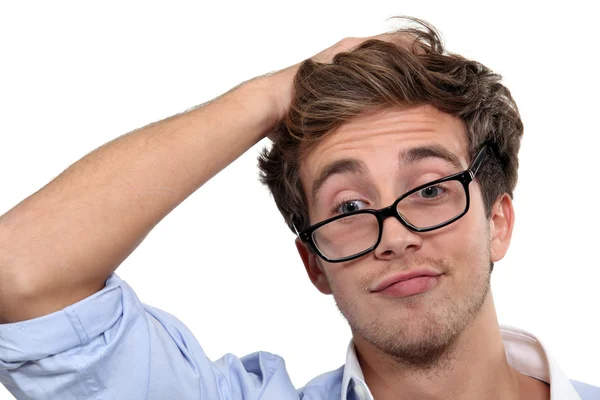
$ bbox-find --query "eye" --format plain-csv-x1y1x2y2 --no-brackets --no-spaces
419,185,445,199
334,199,368,215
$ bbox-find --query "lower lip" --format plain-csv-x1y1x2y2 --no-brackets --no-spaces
379,275,442,298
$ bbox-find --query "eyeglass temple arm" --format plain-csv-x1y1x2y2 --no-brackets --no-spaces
291,215,301,238
469,144,488,178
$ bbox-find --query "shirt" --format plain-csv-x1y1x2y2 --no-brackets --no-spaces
336,328,598,400
0,273,598,399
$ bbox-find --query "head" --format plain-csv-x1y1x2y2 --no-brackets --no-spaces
258,18,522,369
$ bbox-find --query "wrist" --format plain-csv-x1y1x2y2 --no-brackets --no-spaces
249,65,298,130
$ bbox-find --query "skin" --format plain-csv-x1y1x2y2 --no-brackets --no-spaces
0,30,550,399
295,105,550,400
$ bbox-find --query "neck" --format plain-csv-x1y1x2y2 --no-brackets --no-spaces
354,293,528,400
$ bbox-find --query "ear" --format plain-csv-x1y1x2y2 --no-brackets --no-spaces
295,239,332,295
489,194,515,263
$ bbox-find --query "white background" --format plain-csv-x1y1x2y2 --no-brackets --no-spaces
1,1,598,398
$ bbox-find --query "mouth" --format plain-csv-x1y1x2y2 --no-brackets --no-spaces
372,269,444,298
378,275,443,298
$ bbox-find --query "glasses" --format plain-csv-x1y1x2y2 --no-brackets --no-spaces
295,145,488,263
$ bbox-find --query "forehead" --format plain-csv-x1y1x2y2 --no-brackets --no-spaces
300,105,469,188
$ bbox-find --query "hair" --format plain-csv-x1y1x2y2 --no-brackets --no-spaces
258,17,523,234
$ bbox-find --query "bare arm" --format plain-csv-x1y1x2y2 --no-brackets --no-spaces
0,69,294,323
0,35,398,324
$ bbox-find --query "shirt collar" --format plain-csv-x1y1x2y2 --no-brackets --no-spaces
341,324,581,400
341,340,371,400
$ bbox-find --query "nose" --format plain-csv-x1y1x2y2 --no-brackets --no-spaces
373,214,422,260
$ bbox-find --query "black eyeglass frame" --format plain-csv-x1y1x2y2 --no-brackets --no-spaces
295,145,489,263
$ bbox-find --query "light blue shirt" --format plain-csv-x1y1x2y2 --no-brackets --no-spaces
0,274,598,399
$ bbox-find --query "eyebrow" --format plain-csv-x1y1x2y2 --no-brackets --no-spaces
310,144,465,205
399,144,464,171
311,159,368,206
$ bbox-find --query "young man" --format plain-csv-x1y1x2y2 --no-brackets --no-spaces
0,18,597,400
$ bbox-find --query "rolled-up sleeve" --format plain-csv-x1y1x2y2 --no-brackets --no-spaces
0,274,297,400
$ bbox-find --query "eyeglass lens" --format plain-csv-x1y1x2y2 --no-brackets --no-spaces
311,179,467,260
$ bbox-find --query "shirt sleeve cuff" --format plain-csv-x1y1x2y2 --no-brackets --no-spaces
0,274,123,368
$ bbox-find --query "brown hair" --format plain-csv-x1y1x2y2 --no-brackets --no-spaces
258,17,523,233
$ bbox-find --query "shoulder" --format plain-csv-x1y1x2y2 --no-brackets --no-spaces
0,274,299,400
297,365,345,399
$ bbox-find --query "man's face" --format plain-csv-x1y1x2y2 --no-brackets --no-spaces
297,105,496,368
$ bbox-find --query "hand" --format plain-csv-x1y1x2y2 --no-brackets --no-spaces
260,32,417,136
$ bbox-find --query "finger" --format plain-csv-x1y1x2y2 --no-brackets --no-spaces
311,32,419,64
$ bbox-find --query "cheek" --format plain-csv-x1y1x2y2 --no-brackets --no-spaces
461,213,490,256
328,270,357,296
323,262,369,299
425,216,490,269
